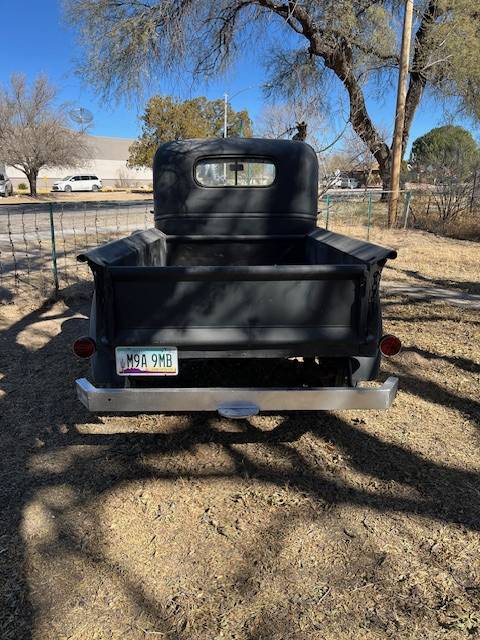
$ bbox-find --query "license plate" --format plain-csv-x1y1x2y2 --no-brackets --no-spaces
116,347,178,376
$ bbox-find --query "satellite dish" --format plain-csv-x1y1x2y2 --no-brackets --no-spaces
68,107,94,132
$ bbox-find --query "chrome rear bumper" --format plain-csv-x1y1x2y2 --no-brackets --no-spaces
76,376,398,416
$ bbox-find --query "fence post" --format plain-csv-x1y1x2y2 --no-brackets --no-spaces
325,194,331,230
49,202,59,295
367,192,372,240
403,191,412,229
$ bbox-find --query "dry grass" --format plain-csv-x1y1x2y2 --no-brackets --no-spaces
1,270,479,638
331,224,480,296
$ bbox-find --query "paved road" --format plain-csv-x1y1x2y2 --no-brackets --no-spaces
0,201,154,243
0,199,153,215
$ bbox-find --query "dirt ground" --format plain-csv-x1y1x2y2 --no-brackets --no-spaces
374,229,480,296
1,235,479,639
328,226,480,297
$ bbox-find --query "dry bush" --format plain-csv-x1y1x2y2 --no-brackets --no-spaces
410,192,480,241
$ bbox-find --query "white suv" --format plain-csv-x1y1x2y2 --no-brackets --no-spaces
0,172,13,197
340,176,359,189
52,175,102,192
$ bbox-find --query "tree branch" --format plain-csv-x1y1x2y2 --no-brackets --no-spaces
419,54,453,74
254,1,390,168
315,119,349,154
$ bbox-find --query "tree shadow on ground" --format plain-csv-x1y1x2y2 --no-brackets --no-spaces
1,285,479,638
387,265,480,296
402,345,480,375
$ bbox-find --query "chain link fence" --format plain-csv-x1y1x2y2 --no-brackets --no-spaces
1,190,479,302
319,189,480,241
318,190,413,240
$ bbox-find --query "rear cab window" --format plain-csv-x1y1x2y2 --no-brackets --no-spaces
195,158,276,187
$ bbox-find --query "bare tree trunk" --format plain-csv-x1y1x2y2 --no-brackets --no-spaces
27,170,38,197
379,157,392,201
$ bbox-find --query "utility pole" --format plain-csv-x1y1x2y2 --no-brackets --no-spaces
223,93,228,138
388,0,414,228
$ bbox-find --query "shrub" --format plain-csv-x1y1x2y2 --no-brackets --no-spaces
17,183,28,190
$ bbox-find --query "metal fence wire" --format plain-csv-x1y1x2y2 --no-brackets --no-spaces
0,201,154,302
1,191,478,302
318,190,413,239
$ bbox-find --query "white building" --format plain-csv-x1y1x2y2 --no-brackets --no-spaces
6,135,153,189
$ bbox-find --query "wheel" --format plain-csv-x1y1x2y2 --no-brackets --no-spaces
91,184,99,192
64,185,72,192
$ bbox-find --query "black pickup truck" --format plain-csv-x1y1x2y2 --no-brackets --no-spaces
75,138,399,418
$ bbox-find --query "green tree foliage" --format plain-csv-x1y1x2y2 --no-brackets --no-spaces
128,95,252,168
410,125,480,181
66,0,480,189
410,125,480,224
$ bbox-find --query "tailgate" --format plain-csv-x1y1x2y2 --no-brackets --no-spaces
107,264,368,354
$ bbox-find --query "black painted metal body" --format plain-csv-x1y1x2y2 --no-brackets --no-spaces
78,138,396,388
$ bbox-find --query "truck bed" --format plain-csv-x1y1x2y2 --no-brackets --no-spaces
78,228,395,386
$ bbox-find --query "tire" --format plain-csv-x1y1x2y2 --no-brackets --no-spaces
64,185,72,192
91,184,99,192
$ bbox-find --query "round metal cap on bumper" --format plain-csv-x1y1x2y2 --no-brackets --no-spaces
75,377,399,415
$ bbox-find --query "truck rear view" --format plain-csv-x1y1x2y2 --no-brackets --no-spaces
75,138,399,417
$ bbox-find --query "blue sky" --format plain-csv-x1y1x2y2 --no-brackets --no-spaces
0,0,475,154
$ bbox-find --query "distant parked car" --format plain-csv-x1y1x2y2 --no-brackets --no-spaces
328,174,342,188
340,176,359,189
52,175,102,192
0,170,13,197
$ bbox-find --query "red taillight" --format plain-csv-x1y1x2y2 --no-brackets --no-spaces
379,334,402,357
73,336,96,359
